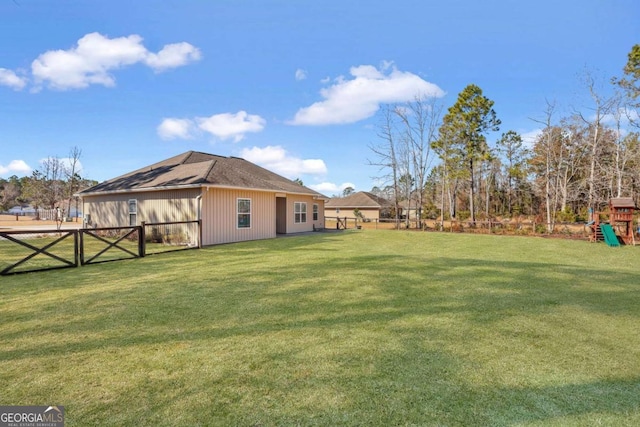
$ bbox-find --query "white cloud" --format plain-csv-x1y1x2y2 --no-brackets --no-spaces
145,42,202,72
601,107,640,128
239,146,327,178
308,181,355,194
0,68,27,90
520,128,542,147
197,111,266,142
31,32,201,90
0,160,32,176
157,118,196,140
158,111,266,142
289,62,445,125
295,68,307,81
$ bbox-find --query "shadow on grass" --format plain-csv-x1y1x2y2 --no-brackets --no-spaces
2,249,639,356
2,233,640,425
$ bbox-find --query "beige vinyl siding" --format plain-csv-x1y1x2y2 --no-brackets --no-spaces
201,188,276,245
286,195,322,233
324,206,380,220
83,189,199,227
136,189,199,223
83,194,129,227
356,208,380,220
313,200,324,230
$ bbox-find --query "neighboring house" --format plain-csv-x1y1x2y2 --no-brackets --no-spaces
399,198,420,221
324,191,395,221
7,206,36,215
78,151,327,246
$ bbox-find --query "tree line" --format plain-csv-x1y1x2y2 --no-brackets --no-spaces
369,45,640,231
0,147,98,219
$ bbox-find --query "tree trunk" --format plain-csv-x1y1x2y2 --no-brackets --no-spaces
469,159,475,223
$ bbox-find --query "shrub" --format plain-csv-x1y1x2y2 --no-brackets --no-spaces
556,207,576,223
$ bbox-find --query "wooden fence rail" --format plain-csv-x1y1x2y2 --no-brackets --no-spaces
0,220,201,275
324,216,593,237
0,229,78,275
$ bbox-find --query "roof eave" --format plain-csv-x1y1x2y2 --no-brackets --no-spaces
78,183,327,200
202,184,327,199
325,205,382,209
77,183,204,197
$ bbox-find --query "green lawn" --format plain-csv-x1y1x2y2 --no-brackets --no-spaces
1,230,639,426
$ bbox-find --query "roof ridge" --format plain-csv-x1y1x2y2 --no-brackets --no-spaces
203,159,218,181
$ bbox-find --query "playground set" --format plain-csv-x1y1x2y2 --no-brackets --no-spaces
588,197,638,247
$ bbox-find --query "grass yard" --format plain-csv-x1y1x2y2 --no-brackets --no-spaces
1,230,639,426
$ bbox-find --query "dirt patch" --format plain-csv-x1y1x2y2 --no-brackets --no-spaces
0,214,79,229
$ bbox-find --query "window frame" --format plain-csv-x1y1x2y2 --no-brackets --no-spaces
313,203,319,221
128,199,137,226
294,202,307,224
237,198,251,229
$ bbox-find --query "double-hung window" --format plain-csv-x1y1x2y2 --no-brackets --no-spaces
128,199,137,226
313,204,319,221
237,198,251,228
294,202,307,223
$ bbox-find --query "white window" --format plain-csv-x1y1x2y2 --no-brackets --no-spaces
313,204,319,221
237,198,251,228
128,199,137,226
294,202,307,223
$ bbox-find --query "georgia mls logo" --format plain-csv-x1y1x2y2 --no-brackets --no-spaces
0,405,64,427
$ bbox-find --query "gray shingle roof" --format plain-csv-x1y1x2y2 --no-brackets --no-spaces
325,191,393,208
79,151,326,198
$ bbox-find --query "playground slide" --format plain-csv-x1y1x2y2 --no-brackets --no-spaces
599,224,620,247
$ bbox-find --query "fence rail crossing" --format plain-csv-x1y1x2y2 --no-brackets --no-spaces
0,220,201,275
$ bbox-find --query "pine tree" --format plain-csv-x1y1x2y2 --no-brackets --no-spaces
438,84,500,223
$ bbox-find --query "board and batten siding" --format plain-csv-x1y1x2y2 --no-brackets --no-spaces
83,189,200,227
201,188,276,245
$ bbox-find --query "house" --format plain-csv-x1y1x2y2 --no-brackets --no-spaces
324,191,395,221
7,205,36,215
78,151,328,246
398,198,421,221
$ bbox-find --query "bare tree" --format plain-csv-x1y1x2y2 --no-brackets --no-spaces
395,96,443,228
65,146,83,219
39,156,65,209
555,116,589,212
530,100,559,232
577,71,617,211
369,106,401,222
607,96,640,197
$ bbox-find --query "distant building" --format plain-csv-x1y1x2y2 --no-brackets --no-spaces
7,205,36,215
324,191,395,220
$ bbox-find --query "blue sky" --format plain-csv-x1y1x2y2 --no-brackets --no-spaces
1,0,638,195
